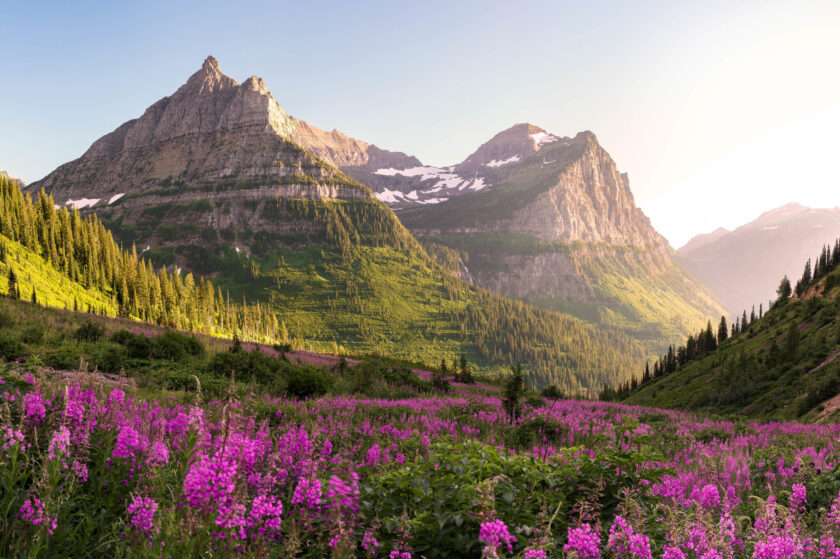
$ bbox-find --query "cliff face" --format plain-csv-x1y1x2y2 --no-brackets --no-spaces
399,126,725,356
32,57,370,207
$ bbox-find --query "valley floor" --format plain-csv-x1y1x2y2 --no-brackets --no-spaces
1,353,839,558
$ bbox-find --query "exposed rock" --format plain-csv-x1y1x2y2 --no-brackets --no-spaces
0,169,25,188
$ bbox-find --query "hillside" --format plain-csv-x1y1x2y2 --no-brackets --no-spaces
23,58,647,392
625,238,840,421
680,202,840,313
396,126,725,358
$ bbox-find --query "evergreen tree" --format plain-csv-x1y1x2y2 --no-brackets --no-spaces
31,288,37,305
6,268,17,299
718,316,728,344
502,362,526,422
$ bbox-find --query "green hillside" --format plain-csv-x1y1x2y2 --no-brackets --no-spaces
100,194,646,392
8,172,645,393
624,242,840,421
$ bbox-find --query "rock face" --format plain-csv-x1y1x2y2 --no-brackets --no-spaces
32,56,371,207
0,170,25,188
395,126,726,355
680,203,840,314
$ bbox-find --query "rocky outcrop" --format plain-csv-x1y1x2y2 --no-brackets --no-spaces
0,170,25,188
31,56,368,205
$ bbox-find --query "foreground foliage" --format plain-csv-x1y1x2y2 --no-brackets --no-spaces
2,359,840,558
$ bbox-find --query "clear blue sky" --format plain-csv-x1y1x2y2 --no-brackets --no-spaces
2,0,838,246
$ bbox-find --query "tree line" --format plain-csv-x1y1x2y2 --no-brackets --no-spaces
601,235,840,402
0,176,285,342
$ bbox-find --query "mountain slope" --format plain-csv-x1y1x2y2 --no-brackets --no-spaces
627,240,840,421
680,203,840,314
27,57,645,392
395,126,726,358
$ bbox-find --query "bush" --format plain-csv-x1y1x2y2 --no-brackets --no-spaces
284,366,332,399
88,344,128,374
207,349,287,386
20,325,44,344
74,321,106,342
0,333,26,361
44,345,83,370
150,331,204,361
111,330,155,359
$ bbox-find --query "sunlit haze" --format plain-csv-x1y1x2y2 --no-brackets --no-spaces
2,0,838,246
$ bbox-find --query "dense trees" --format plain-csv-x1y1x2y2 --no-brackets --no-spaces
0,176,281,342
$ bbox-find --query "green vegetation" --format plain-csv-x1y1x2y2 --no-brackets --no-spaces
420,232,725,362
624,239,840,420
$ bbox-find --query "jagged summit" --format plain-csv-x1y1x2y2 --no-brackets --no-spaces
31,56,366,205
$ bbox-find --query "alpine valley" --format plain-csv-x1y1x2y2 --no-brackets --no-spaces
29,56,722,390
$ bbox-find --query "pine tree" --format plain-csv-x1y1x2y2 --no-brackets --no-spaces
6,268,17,299
776,276,793,301
502,362,526,422
718,316,728,344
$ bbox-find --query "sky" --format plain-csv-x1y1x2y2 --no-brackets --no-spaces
2,0,839,247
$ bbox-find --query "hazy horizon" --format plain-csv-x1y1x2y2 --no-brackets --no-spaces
2,0,838,247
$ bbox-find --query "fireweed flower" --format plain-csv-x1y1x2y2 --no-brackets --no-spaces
697,484,720,510
326,474,359,512
790,483,807,513
291,478,322,509
126,496,159,535
22,392,46,422
565,523,600,558
478,519,516,554
607,516,652,559
523,549,547,559
47,425,71,465
248,495,283,537
19,497,57,535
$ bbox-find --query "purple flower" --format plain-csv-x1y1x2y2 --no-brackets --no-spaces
565,523,601,558
698,484,720,510
291,478,322,509
478,519,516,554
22,392,46,422
126,496,158,535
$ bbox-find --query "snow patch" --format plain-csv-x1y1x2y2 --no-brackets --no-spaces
485,155,520,168
530,132,558,147
467,177,487,191
375,189,409,204
65,198,100,209
421,197,448,204
406,190,419,200
108,193,125,205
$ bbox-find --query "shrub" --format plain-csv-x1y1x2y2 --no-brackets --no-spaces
74,321,106,342
88,344,128,374
111,329,155,359
284,366,332,399
207,349,287,386
44,344,83,370
150,331,204,361
20,325,44,344
0,332,26,361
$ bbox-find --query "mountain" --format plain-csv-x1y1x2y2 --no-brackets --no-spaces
391,125,726,358
625,239,840,421
0,170,25,188
680,203,840,314
27,56,646,392
679,227,729,254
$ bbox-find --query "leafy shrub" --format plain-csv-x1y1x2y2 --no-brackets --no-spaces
111,329,154,359
207,349,288,386
74,321,106,342
87,344,128,374
20,325,44,344
0,332,26,361
150,330,204,361
284,366,332,399
44,344,83,370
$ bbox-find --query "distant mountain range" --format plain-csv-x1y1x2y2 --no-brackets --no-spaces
26,56,656,392
24,55,736,382
680,203,840,314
